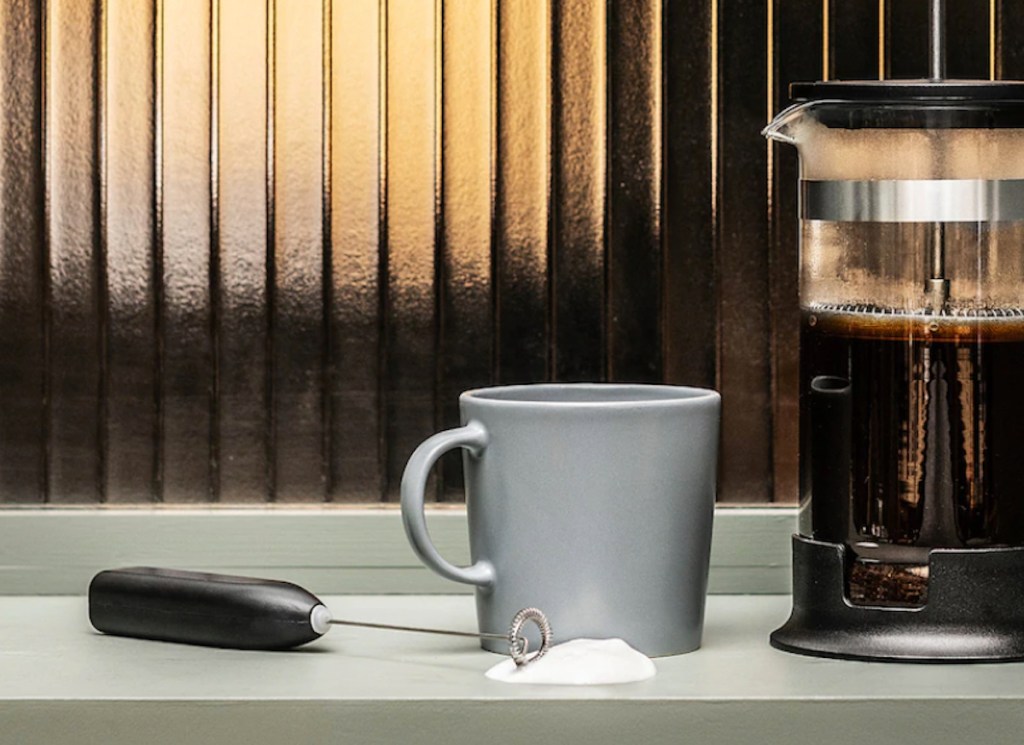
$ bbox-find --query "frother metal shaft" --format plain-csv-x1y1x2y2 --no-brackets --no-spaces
328,618,510,642
329,606,552,667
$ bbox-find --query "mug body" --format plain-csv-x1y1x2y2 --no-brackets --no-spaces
460,383,720,657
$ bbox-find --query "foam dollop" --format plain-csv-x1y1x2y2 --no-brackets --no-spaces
484,638,656,686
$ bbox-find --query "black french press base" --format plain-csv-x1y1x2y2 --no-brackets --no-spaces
771,534,1024,663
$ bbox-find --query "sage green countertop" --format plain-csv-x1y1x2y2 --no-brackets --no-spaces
3,594,1023,745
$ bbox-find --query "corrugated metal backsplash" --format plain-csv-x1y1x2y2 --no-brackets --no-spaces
0,0,1015,504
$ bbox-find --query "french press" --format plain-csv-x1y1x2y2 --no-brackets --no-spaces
766,0,1024,661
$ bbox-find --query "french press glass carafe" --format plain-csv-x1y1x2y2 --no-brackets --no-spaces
766,0,1024,661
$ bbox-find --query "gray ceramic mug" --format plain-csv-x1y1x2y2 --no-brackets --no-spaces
400,383,720,657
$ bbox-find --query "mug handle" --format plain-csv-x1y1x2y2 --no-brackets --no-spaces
400,421,495,588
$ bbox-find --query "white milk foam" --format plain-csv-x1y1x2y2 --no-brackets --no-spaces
485,638,657,685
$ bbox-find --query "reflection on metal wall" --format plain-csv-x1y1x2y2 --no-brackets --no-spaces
0,0,1010,504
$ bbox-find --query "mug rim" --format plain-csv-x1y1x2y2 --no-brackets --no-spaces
460,382,720,408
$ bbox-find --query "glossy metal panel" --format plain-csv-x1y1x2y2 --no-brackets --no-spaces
328,0,382,502
717,0,773,502
607,0,661,383
438,0,492,499
271,0,325,503
160,0,213,503
383,0,437,501
217,0,269,503
551,0,605,382
5,0,1005,506
494,0,550,384
0,0,45,502
46,0,102,503
104,0,157,503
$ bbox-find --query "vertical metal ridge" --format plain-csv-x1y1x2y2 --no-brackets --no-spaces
217,0,269,502
493,0,552,385
106,0,157,502
46,0,103,502
545,0,554,386
551,0,607,383
1,0,48,501
153,0,165,502
39,0,47,502
321,0,333,499
160,0,215,502
40,0,52,502
328,0,383,501
544,0,554,384
711,0,720,384
944,0,990,79
376,0,388,501
649,1,663,385
547,0,560,380
992,0,1022,81
598,1,606,384
995,0,1011,78
264,0,276,501
771,0,821,502
663,0,715,389
882,0,894,78
95,0,109,503
490,0,501,383
488,0,498,385
884,0,926,79
822,0,829,80
878,0,885,79
209,0,221,501
831,0,880,81
766,0,773,173
602,7,611,387
382,0,439,501
433,0,444,501
35,0,48,502
765,0,776,300
990,0,996,80
994,0,1002,78
608,0,661,383
716,0,773,502
438,0,494,500
598,0,610,384
767,0,777,501
272,0,326,502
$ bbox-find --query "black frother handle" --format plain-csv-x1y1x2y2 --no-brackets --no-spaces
88,567,328,650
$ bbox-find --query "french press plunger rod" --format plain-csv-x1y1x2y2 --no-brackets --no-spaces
926,0,949,313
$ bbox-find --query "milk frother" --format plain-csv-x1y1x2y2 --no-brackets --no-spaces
89,567,551,666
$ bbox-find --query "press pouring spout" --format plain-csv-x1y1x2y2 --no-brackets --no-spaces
762,101,819,146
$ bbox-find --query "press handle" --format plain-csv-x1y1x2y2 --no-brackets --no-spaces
400,421,495,588
88,567,328,650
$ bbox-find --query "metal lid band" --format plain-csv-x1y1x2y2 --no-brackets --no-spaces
801,179,1024,223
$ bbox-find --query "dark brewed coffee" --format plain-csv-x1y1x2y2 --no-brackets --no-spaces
801,306,1024,603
